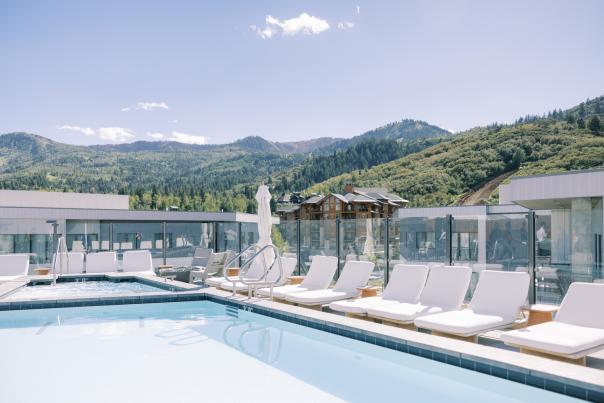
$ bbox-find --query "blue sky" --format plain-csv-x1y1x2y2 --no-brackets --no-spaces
1,0,603,145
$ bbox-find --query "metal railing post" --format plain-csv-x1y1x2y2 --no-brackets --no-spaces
213,222,219,251
162,221,167,265
385,218,390,287
336,217,341,279
528,211,536,304
109,223,114,251
445,214,453,266
238,222,243,266
296,219,301,275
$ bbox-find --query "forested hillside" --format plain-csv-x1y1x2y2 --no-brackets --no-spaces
1,97,601,212
308,96,604,206
0,118,446,211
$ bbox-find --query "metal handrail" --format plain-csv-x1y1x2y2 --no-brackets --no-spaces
51,236,69,286
224,243,282,297
223,244,261,282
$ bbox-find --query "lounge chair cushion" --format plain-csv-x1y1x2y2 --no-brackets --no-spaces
300,256,338,289
501,321,604,356
332,261,375,293
414,309,509,336
256,284,310,298
418,266,472,310
381,264,429,302
86,252,117,273
285,289,357,305
329,297,400,315
556,282,604,328
123,250,154,274
367,303,444,323
469,270,530,322
0,254,30,277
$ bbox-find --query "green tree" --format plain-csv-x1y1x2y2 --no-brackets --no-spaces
588,116,601,134
577,118,586,129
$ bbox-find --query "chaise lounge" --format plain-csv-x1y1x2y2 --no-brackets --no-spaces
284,260,375,308
366,266,472,325
0,254,30,281
500,282,604,364
329,264,429,316
414,270,530,341
256,255,338,299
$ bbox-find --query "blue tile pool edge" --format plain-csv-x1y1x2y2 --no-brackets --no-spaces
0,290,602,402
204,294,604,403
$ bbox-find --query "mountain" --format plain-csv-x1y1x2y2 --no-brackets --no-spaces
307,96,604,207
319,119,451,153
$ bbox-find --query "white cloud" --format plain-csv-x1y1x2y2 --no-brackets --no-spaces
147,132,165,140
98,127,136,142
251,13,330,39
56,125,96,136
337,21,354,30
356,5,361,14
121,101,169,112
170,119,179,124
169,131,206,145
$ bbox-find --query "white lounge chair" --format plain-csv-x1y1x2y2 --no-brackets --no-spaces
0,254,30,281
86,251,118,273
284,261,375,307
366,266,472,324
53,252,85,274
190,252,228,284
205,253,264,288
122,250,155,275
219,257,297,295
414,270,530,339
501,282,604,362
256,255,338,298
329,264,429,316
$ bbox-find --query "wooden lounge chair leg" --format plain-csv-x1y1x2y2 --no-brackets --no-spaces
519,348,586,365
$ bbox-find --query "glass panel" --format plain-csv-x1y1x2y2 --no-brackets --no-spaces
241,222,259,251
165,222,214,267
216,222,239,253
535,197,603,304
110,222,164,266
66,220,102,252
340,218,386,287
390,216,447,267
450,213,528,300
300,219,337,276
0,219,55,266
272,221,299,273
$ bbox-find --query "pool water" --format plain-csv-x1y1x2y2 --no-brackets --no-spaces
3,280,164,300
0,301,579,403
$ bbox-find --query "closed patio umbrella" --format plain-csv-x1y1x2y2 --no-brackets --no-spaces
255,185,275,271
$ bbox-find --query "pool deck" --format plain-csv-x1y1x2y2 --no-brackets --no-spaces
0,276,603,402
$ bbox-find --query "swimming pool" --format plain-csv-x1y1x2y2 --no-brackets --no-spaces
3,280,166,300
0,301,579,403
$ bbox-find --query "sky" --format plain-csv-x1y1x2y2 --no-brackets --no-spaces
1,0,603,146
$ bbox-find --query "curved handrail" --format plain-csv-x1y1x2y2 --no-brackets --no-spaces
51,236,70,286
222,244,261,282
224,243,282,297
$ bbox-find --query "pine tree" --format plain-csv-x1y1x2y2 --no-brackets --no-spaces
588,116,601,134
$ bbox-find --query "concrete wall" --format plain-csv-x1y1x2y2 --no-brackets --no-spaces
0,190,129,210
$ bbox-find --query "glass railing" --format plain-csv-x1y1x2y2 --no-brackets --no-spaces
1,214,601,305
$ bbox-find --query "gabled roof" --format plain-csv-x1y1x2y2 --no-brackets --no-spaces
354,187,408,203
302,195,324,205
331,193,349,204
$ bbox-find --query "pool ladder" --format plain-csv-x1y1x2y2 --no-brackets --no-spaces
51,236,69,286
223,244,283,298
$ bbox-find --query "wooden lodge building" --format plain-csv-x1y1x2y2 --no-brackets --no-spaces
276,184,408,222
